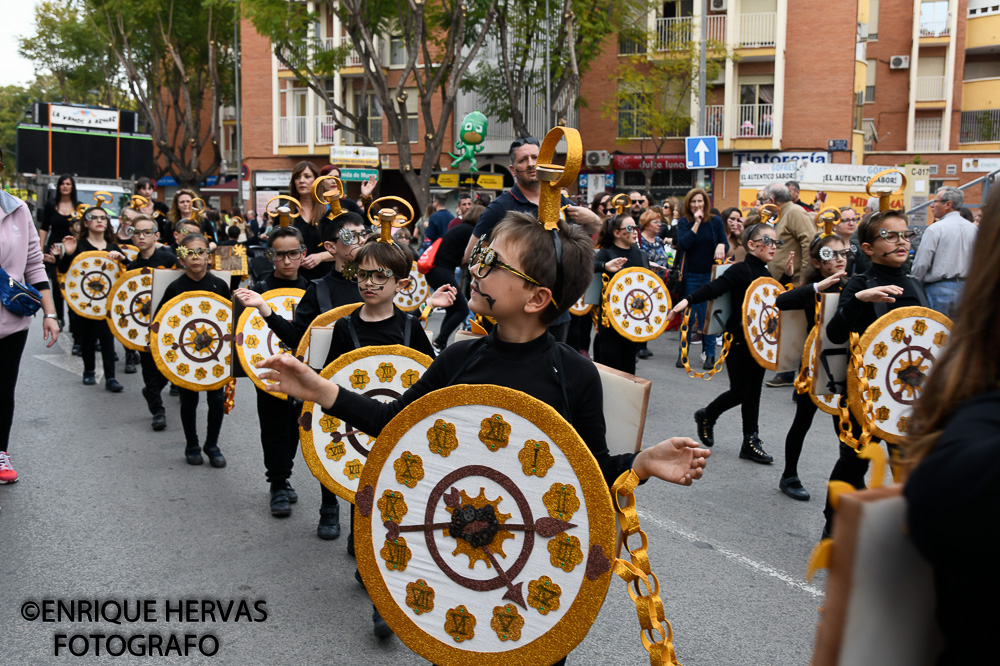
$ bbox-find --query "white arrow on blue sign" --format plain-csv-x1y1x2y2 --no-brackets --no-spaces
685,135,718,169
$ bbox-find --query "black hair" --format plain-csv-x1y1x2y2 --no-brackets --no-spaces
226,225,240,240
801,234,848,286
508,136,540,162
597,213,632,249
178,232,209,249
267,226,304,247
56,174,79,206
135,177,155,194
741,222,774,247
354,237,413,279
320,211,365,244
858,209,908,245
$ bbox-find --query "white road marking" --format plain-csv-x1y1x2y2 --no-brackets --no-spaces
636,509,825,598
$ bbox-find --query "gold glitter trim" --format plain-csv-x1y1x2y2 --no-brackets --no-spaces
354,384,616,666
299,344,433,504
741,276,784,372
105,269,151,351
150,290,233,392
234,288,304,399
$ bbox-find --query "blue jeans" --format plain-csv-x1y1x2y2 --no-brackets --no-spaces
924,280,964,318
678,271,717,360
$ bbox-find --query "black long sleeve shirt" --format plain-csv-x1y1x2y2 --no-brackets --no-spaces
825,263,925,344
264,268,363,350
905,390,1000,665
775,281,844,330
323,329,636,490
127,246,178,271
323,307,436,368
687,254,772,336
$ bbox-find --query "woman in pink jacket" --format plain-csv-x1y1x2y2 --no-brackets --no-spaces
0,148,60,484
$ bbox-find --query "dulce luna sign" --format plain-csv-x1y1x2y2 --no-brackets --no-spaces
49,105,120,131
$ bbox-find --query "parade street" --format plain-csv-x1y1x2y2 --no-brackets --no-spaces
2,325,838,665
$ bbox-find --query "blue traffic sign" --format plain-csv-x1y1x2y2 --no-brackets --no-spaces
685,136,718,169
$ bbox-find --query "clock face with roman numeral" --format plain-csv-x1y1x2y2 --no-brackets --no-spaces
394,262,430,312
353,385,616,666
63,251,124,320
234,288,304,398
603,267,671,343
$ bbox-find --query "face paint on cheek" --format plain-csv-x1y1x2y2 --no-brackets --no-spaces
473,282,496,310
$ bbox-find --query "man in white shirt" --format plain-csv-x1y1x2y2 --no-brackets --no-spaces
910,186,977,317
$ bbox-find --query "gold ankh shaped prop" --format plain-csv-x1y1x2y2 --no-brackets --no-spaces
815,206,842,237
264,195,302,228
866,168,907,212
188,197,207,220
535,126,583,231
367,196,414,243
610,193,630,216
129,195,149,209
312,175,346,219
758,203,782,225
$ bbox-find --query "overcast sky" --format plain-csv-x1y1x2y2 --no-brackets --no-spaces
1,1,42,87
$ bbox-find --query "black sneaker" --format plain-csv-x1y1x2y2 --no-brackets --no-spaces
72,343,82,357
694,409,715,447
703,357,715,370
204,446,227,468
766,372,796,388
317,503,341,540
124,351,139,374
82,371,96,386
169,384,180,397
105,378,124,393
637,348,653,359
739,433,773,464
285,481,298,504
372,606,393,638
270,488,292,517
151,413,167,431
779,475,810,501
185,447,204,465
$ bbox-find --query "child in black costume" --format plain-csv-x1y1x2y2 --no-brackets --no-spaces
822,209,925,537
125,214,178,431
158,233,230,468
594,213,649,374
57,206,127,391
669,222,787,464
773,234,849,500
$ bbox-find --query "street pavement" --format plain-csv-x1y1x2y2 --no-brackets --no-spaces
1,323,840,665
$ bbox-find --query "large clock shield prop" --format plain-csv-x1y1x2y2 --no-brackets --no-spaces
602,267,672,343
847,306,951,445
234,288,305,398
300,345,433,504
150,291,234,392
62,250,124,320
107,268,155,351
801,328,842,416
742,277,785,371
354,385,616,666
395,262,431,313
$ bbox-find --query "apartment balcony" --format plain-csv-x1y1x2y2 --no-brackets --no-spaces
316,116,337,145
734,104,773,138
966,12,1000,52
322,36,364,68
279,116,308,146
919,17,951,38
915,75,946,102
739,12,777,49
654,15,726,51
706,105,725,137
914,117,942,151
959,109,1000,144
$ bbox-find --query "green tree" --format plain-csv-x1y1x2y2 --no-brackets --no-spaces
244,0,497,212
462,0,645,137
604,21,732,192
18,0,131,108
88,0,235,189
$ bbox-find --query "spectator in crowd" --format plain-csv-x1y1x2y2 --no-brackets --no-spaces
447,192,474,232
722,207,746,263
423,193,454,245
629,191,648,220
910,186,977,317
786,181,812,211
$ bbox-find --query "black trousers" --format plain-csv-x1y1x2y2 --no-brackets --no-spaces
567,312,592,353
0,330,29,452
822,412,897,535
596,327,638,375
77,317,116,378
178,388,224,450
426,266,469,347
783,388,818,477
139,351,169,416
255,387,298,486
703,339,765,436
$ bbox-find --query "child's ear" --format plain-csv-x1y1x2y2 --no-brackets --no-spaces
523,285,554,316
861,242,875,258
811,257,822,271
322,240,336,255
395,277,410,294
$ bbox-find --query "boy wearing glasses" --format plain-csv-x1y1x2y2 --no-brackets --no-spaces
126,214,178,431
235,211,367,540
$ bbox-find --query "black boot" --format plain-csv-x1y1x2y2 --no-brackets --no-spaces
151,412,167,431
372,604,392,638
124,350,139,374
270,486,291,517
739,432,773,464
203,445,227,468
317,502,341,540
185,445,204,465
694,409,715,447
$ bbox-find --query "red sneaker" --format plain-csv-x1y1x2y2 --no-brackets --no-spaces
0,451,17,484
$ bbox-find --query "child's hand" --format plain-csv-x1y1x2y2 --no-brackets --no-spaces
856,285,903,303
301,253,323,269
258,354,338,407
429,284,457,308
667,299,689,320
107,251,126,263
61,236,77,256
632,437,711,485
604,257,627,274
784,251,796,277
816,271,847,292
234,288,270,316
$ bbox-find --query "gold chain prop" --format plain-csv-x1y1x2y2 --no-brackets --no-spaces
678,309,731,379
794,295,822,395
837,332,876,451
612,469,682,666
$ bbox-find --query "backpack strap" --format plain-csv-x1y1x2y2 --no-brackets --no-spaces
344,314,362,350
403,313,415,348
314,277,333,313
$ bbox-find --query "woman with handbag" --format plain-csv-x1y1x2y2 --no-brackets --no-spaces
0,147,61,484
674,188,728,369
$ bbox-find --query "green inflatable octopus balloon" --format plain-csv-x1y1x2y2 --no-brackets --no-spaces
449,111,488,171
